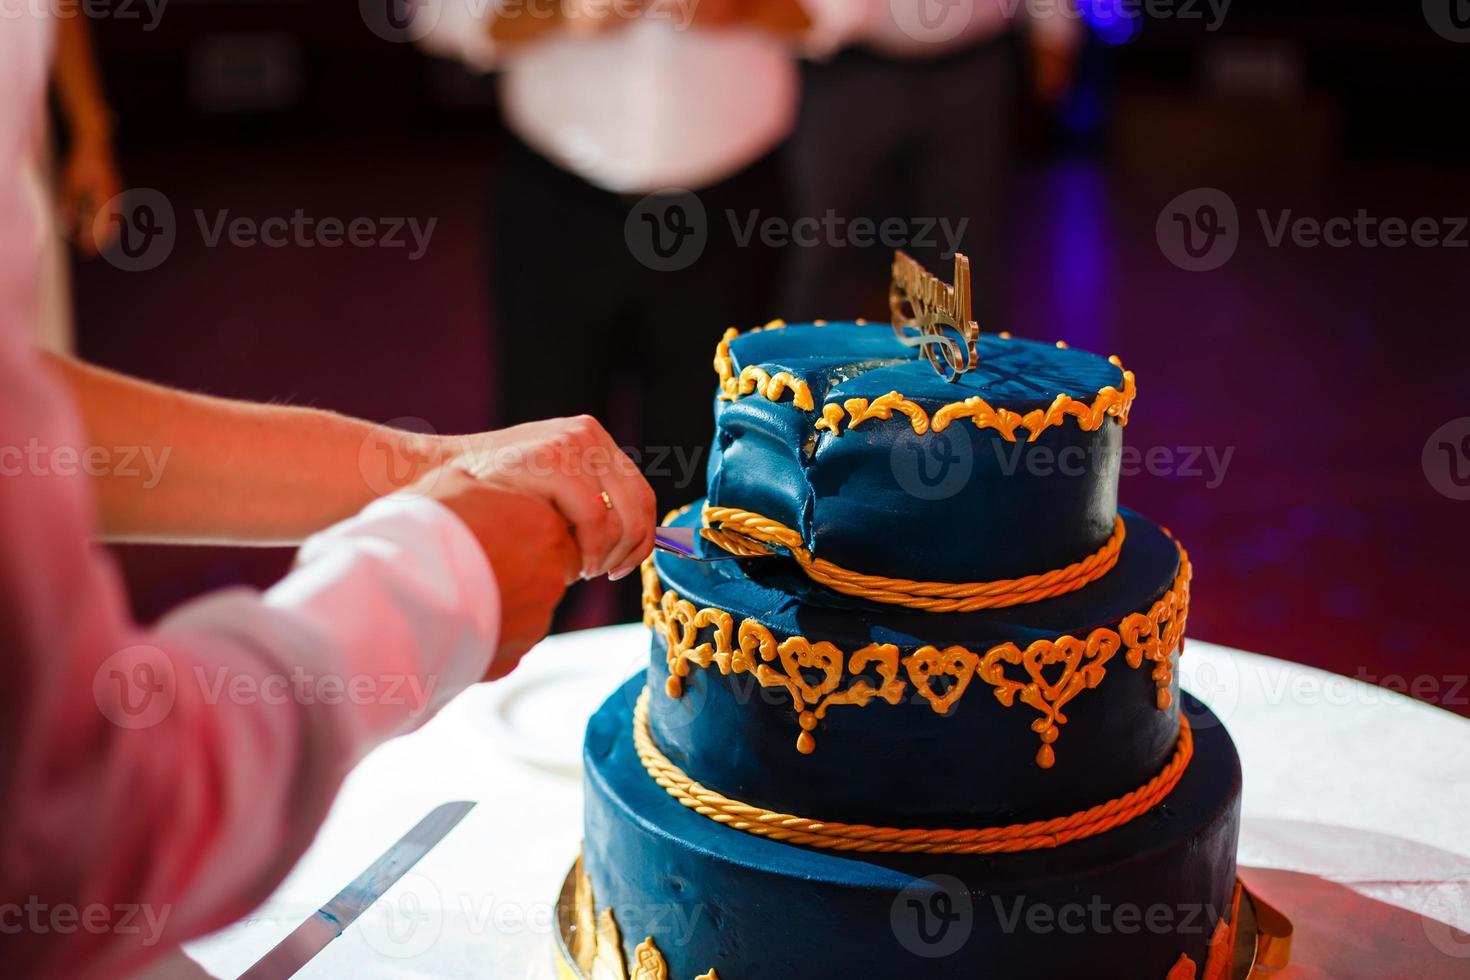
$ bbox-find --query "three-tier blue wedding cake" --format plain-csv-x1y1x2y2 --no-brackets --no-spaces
566,261,1242,980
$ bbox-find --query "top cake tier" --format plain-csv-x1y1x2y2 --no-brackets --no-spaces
707,320,1136,585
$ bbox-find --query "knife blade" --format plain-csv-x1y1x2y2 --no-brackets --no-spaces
653,526,743,562
238,800,476,980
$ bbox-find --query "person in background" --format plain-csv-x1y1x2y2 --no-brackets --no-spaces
1,12,656,979
34,11,123,353
783,0,1082,324
418,0,836,625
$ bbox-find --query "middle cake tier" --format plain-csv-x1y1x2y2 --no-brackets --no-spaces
643,502,1191,827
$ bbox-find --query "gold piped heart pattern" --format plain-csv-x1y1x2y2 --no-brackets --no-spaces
641,544,1191,767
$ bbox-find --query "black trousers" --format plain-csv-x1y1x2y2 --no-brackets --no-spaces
490,138,785,514
779,35,1018,327
490,138,785,623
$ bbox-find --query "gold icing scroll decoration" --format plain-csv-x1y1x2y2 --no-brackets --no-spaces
889,250,980,382
633,687,1193,855
571,849,719,980
642,540,1190,766
700,505,1126,614
712,319,1137,443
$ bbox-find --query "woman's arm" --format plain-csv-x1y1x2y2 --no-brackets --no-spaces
45,352,434,545
46,353,654,578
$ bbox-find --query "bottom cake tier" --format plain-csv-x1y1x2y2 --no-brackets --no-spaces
581,674,1242,980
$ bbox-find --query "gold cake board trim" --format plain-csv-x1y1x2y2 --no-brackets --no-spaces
550,859,1289,980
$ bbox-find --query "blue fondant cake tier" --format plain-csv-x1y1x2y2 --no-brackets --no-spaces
708,322,1132,583
645,502,1186,826
584,676,1240,980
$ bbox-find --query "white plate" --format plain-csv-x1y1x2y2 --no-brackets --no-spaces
474,625,647,774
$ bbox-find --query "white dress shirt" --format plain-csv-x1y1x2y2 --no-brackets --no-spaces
419,7,810,193
417,2,1075,193
1,13,502,979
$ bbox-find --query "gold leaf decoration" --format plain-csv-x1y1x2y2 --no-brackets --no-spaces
572,853,596,974
591,908,625,980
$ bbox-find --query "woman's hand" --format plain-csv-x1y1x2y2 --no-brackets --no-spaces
438,416,657,582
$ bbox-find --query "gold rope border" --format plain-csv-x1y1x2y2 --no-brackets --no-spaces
701,506,1126,613
713,320,1137,442
633,688,1193,855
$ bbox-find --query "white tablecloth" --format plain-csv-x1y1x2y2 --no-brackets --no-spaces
172,626,1470,979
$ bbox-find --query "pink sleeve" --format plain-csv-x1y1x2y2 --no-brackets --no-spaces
0,29,501,974
0,340,502,979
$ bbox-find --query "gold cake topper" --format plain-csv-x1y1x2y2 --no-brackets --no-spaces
889,250,980,382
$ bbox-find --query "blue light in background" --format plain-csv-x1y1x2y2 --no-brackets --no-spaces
1080,0,1143,45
